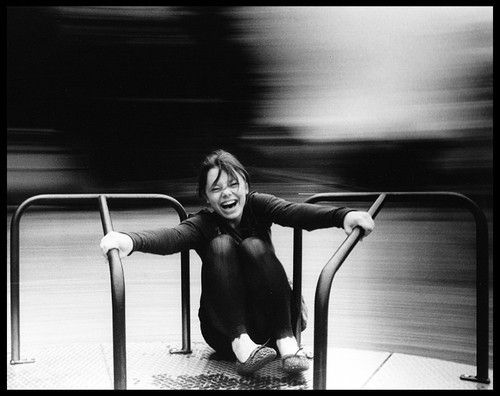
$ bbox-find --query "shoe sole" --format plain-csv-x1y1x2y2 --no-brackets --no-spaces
282,357,310,374
282,364,310,374
237,349,277,375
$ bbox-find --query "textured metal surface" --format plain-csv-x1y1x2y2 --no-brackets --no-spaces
7,343,112,389
364,353,493,390
105,342,312,390
7,341,494,390
7,342,313,390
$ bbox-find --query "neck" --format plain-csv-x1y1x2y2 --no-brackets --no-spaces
227,217,241,229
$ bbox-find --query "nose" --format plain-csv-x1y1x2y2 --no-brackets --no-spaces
221,186,232,197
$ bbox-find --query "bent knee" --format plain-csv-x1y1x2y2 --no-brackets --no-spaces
207,234,238,256
240,237,270,257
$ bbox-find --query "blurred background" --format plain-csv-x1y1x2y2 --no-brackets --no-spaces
7,6,493,207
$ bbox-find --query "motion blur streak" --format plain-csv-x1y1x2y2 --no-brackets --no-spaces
234,7,492,201
7,7,492,206
237,7,492,139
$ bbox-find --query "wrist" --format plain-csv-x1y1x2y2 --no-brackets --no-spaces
122,233,135,256
341,210,356,229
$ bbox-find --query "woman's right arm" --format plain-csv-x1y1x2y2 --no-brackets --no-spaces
99,215,206,258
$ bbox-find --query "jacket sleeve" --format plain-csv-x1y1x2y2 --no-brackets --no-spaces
123,215,206,256
249,192,353,231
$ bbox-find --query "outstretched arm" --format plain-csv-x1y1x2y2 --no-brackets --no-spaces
99,213,207,258
249,192,352,231
249,192,375,237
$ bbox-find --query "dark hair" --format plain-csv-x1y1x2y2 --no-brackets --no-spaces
197,149,250,198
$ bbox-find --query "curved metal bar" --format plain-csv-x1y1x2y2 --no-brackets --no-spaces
305,192,489,389
312,193,387,389
8,193,189,223
9,193,191,389
98,195,127,389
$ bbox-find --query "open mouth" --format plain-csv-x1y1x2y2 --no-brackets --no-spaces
220,199,237,210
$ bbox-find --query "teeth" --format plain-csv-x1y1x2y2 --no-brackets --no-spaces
221,200,237,208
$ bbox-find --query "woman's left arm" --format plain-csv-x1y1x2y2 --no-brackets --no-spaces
250,192,374,237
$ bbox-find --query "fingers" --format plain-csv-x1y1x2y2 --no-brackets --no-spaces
344,224,353,235
359,214,375,237
343,211,375,239
99,241,108,257
100,231,120,258
100,234,112,256
358,213,375,238
100,231,132,260
102,248,126,260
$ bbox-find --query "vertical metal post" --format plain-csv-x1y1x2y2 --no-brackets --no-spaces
180,250,192,353
167,264,192,355
170,250,192,355
10,200,36,365
10,208,21,363
292,227,303,345
460,199,490,384
475,210,490,382
98,195,127,390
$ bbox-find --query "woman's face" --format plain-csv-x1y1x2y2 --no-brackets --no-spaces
205,167,249,226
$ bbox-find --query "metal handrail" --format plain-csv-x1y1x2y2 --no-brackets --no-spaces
9,193,191,390
292,192,490,389
10,192,490,389
98,195,127,389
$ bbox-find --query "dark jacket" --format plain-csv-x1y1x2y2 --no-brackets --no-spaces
126,191,352,262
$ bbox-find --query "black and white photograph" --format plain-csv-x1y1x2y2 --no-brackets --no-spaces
6,6,493,390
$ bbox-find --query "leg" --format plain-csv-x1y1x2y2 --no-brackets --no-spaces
200,234,248,340
199,235,261,363
239,237,309,372
239,237,294,341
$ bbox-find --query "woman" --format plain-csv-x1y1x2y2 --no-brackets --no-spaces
100,149,375,375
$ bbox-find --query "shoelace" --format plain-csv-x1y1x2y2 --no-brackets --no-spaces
293,347,304,356
289,346,314,360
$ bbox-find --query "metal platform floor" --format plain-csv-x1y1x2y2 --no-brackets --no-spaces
7,340,493,390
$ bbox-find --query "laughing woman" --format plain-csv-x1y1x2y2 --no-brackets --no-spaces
100,149,375,375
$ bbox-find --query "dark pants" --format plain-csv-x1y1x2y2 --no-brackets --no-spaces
198,235,297,360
